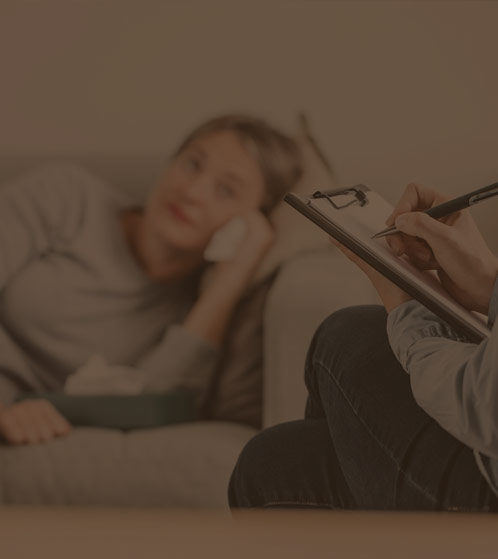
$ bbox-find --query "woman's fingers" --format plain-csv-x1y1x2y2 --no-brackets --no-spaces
0,406,24,445
40,402,72,436
12,404,40,444
0,400,71,445
26,400,56,442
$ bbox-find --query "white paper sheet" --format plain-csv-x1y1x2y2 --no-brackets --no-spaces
308,189,490,339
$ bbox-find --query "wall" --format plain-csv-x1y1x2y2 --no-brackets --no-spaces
1,0,497,246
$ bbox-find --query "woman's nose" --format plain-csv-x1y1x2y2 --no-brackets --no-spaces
182,176,211,204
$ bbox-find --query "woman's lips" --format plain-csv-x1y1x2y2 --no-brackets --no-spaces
167,203,193,224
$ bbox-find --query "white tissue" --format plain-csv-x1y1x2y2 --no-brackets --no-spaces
65,354,144,396
203,217,247,262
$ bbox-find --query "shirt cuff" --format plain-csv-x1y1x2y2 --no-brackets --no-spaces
386,300,465,371
487,274,498,327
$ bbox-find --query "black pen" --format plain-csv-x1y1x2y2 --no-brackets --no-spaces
371,181,498,239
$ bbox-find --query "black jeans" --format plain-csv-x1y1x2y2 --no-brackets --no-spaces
229,305,498,511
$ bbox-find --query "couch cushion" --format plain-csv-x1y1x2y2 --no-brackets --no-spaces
0,421,257,507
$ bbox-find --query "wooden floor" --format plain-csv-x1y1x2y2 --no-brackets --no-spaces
1,507,497,559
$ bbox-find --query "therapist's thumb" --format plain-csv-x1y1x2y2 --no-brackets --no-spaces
394,212,452,246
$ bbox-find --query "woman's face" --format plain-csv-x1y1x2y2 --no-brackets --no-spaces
145,130,266,253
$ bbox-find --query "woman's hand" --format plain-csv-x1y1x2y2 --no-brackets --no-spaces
184,211,274,346
210,210,275,288
385,183,498,314
0,399,72,445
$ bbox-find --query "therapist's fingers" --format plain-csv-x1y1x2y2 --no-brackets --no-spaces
385,183,450,226
385,234,403,255
384,232,440,272
405,250,440,271
397,233,440,266
330,236,359,262
393,212,458,257
329,236,379,277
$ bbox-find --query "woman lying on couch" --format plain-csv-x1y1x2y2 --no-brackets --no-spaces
229,182,498,512
0,114,302,445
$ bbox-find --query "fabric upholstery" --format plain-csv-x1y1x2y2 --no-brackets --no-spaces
0,421,257,507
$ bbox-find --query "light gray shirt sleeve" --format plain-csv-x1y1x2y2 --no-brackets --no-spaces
386,283,498,460
135,324,220,402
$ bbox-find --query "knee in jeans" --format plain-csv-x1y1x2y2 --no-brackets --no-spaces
229,425,292,508
305,305,387,388
229,430,269,507
312,305,386,355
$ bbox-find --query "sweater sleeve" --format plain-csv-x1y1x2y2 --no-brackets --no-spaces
386,294,498,459
0,164,111,405
0,323,53,405
135,324,220,402
0,164,90,292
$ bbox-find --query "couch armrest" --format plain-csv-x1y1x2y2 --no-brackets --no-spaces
262,247,380,428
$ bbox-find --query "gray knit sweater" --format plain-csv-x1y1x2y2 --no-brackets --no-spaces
0,164,219,405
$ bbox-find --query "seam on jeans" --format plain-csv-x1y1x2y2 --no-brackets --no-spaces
393,418,433,506
314,359,439,506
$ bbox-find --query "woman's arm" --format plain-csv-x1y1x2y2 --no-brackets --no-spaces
0,164,93,291
137,211,274,399
0,164,110,444
183,210,274,346
135,323,219,398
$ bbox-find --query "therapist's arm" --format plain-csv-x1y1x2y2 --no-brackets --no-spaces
387,296,498,459
332,181,498,458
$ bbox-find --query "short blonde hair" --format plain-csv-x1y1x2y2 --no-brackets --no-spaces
174,114,303,214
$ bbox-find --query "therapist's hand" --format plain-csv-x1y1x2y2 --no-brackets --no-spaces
385,183,498,314
0,399,72,445
329,237,412,313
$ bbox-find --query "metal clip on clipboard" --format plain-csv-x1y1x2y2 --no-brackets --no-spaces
311,187,369,210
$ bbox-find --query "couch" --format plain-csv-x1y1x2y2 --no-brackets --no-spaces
0,137,379,508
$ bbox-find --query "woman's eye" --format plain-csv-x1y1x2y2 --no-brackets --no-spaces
217,183,237,199
184,156,201,172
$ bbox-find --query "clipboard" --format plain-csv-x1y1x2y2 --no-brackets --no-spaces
285,185,491,343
